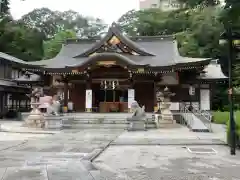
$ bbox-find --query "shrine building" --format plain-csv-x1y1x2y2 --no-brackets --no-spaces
21,23,227,113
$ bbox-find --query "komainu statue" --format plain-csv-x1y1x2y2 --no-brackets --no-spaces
127,101,146,131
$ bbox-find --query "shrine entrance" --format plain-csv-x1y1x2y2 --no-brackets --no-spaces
89,65,131,113
93,81,128,113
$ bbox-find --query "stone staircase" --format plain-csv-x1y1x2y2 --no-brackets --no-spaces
69,113,156,129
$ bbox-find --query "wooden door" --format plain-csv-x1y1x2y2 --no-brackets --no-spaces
134,82,154,112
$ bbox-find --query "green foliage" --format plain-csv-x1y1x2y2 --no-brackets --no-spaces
213,111,240,124
0,17,44,61
177,0,219,8
0,7,107,61
0,0,10,15
213,111,240,145
117,6,240,109
118,7,223,58
43,30,77,59
19,8,107,38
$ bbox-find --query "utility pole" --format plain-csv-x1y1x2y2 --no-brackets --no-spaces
0,0,2,13
226,25,236,155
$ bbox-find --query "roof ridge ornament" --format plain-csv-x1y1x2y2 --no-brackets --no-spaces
73,23,155,58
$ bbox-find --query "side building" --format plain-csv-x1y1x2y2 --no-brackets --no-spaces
0,53,32,118
139,0,181,11
22,23,227,113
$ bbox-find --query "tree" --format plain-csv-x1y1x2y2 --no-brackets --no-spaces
177,0,219,8
118,7,227,109
0,0,10,15
118,7,222,58
19,8,59,38
81,17,106,38
43,29,76,59
19,8,107,38
0,20,44,61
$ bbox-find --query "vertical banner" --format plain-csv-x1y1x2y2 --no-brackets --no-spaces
85,89,92,109
128,89,135,109
200,89,210,110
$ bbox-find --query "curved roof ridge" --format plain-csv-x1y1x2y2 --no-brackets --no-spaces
111,24,155,56
74,23,155,58
65,38,100,44
172,41,211,65
64,35,175,44
66,52,137,68
129,35,174,42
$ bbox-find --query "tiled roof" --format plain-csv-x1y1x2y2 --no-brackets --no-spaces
19,23,211,69
198,61,228,80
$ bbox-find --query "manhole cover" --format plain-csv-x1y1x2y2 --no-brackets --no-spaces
187,147,217,154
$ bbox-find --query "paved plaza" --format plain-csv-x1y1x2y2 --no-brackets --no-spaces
0,125,239,180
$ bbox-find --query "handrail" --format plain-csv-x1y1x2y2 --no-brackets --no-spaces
192,107,212,132
181,102,212,132
179,103,194,129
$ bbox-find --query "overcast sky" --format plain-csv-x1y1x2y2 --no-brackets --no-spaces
10,0,139,24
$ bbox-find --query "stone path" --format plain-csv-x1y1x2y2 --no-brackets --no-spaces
95,145,240,180
0,129,122,180
0,126,238,180
112,126,226,145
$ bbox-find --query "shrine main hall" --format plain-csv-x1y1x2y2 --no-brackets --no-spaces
24,23,226,113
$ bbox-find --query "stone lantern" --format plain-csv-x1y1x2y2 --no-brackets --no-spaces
156,87,176,123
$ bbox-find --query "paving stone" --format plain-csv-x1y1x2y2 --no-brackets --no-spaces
2,166,47,180
0,127,237,180
0,168,7,180
112,138,225,145
47,163,94,180
94,145,240,180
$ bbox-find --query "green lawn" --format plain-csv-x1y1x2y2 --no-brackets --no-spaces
213,111,240,125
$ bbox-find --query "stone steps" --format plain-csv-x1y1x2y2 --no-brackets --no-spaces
72,123,157,129
72,114,156,129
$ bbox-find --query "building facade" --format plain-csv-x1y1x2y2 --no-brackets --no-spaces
139,0,181,11
0,53,32,118
22,23,227,113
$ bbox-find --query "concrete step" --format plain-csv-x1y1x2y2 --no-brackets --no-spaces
73,117,128,121
73,119,156,125
73,120,128,124
72,123,156,129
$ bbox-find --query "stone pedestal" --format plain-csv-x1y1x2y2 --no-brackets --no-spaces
44,116,63,129
127,117,146,131
61,117,74,129
155,114,179,128
25,109,45,128
160,101,174,121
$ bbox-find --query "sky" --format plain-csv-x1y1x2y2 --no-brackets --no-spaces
10,0,140,24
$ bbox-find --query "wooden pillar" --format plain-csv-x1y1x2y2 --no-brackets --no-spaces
63,81,68,107
153,80,157,112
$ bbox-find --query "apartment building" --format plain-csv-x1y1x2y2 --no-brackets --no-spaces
139,0,181,11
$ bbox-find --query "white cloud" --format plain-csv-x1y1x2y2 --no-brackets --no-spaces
10,0,139,24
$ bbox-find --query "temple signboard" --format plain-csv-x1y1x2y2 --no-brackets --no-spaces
97,61,116,67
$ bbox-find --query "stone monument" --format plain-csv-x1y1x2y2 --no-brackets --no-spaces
127,101,147,131
155,87,177,128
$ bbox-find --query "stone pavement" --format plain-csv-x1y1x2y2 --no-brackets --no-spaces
94,145,240,180
0,124,238,180
112,126,226,145
0,129,123,180
0,121,59,134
